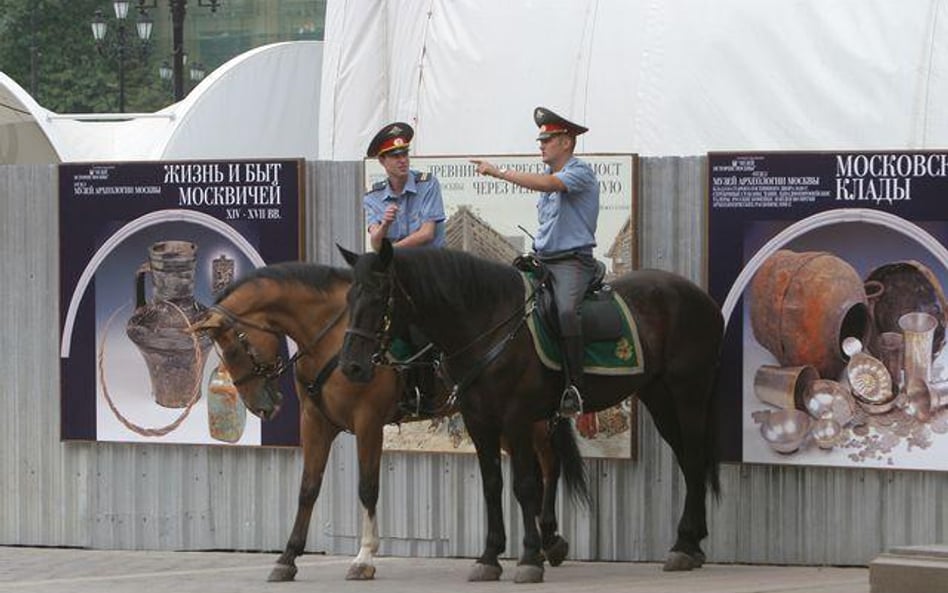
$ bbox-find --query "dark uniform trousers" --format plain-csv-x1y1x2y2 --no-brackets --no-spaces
539,251,597,410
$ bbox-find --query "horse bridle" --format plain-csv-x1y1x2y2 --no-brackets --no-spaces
343,269,413,365
209,304,345,386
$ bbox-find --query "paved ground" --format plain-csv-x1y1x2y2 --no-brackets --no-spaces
0,547,870,593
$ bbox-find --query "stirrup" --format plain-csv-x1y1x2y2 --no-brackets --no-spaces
558,385,583,418
399,386,437,417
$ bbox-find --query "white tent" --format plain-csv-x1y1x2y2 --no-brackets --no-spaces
0,41,322,163
317,0,948,159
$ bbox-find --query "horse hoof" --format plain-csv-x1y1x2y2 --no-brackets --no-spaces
543,536,569,567
346,563,376,580
693,550,706,568
663,551,700,572
513,564,544,584
467,562,502,582
267,563,297,582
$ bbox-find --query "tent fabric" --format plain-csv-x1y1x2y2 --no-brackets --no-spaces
0,41,322,163
0,72,61,163
317,0,948,159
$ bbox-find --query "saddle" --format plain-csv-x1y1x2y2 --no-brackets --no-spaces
514,254,623,343
515,254,644,376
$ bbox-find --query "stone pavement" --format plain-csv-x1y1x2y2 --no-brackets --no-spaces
0,547,869,593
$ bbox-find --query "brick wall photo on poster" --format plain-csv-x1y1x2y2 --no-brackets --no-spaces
364,154,639,459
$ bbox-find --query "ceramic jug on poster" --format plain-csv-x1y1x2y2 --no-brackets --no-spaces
126,240,212,408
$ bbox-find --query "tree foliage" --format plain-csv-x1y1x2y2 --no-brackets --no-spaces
0,0,169,113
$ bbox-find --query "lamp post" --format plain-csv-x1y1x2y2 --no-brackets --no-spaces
137,0,220,102
91,1,154,112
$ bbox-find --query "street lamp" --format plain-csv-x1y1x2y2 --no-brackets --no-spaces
91,1,154,112
158,60,172,81
158,55,205,98
136,0,221,102
189,62,206,83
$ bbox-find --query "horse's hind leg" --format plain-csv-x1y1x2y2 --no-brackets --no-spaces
465,416,505,582
650,371,716,572
347,419,384,580
269,403,339,582
533,423,568,567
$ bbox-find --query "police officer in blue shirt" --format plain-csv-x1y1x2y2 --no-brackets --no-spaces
364,122,446,417
472,107,600,418
364,122,446,252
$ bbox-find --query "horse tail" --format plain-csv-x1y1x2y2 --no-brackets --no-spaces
705,364,722,499
550,417,591,508
705,307,725,500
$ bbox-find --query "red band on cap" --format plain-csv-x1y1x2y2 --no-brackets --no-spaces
539,123,568,135
379,136,409,155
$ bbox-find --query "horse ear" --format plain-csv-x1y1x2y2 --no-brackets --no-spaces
379,238,393,266
187,310,225,334
337,243,360,268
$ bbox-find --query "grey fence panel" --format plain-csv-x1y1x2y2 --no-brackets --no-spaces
2,159,947,566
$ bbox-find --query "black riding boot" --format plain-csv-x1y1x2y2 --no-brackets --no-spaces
559,335,585,418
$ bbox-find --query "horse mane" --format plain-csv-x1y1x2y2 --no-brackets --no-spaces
215,261,352,304
394,248,522,311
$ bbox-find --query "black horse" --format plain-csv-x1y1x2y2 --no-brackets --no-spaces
338,240,724,583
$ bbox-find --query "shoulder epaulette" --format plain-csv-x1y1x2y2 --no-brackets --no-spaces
366,180,387,194
413,171,431,182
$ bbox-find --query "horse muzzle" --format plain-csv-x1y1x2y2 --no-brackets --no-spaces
341,358,374,383
247,383,284,420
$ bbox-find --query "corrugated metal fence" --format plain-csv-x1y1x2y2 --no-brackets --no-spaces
1,159,944,565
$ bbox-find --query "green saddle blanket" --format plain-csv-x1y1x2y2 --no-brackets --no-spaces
521,274,645,376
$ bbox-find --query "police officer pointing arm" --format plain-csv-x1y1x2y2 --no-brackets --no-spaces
364,122,446,252
471,107,600,418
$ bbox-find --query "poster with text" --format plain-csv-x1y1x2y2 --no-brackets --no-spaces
365,154,638,458
60,160,303,446
709,151,948,471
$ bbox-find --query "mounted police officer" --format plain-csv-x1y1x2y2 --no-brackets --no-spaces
364,122,446,416
364,122,446,251
472,107,600,418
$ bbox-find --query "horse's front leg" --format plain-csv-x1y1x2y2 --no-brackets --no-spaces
465,415,505,582
347,417,384,580
269,401,339,582
509,435,546,584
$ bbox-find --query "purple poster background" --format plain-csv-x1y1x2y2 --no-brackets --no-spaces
709,151,948,471
59,160,303,446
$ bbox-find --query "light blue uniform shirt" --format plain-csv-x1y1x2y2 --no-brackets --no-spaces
363,170,446,248
533,157,599,256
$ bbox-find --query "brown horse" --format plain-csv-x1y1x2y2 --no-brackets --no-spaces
190,262,582,582
338,241,724,583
